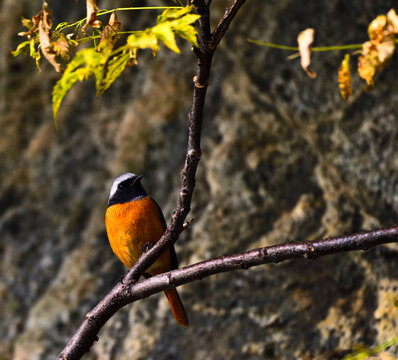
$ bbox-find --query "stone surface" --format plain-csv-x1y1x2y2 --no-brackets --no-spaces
1,0,398,359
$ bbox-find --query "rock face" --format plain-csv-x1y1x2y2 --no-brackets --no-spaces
1,0,398,359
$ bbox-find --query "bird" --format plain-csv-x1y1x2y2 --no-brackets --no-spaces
105,172,189,327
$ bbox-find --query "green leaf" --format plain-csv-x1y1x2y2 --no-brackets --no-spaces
11,40,31,57
96,51,130,96
155,6,200,48
171,14,200,47
127,30,159,54
52,48,104,125
157,5,194,23
153,22,180,53
54,22,69,31
29,38,42,70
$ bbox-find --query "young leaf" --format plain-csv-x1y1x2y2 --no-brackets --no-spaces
11,40,31,57
297,28,317,78
338,54,352,100
29,38,42,70
55,22,69,31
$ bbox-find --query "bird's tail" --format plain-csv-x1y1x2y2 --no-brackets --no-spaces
164,288,189,327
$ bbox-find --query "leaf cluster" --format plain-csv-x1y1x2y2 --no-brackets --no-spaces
249,8,398,100
12,2,200,124
338,8,398,99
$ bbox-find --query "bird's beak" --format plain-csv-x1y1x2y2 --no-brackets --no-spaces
131,175,143,187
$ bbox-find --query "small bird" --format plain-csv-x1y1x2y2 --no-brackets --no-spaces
105,173,188,326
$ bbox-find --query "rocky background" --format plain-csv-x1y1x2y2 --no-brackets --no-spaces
1,0,398,359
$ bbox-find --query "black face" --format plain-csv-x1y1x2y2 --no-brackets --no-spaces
107,174,147,207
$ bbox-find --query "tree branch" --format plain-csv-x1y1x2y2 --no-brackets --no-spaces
210,0,247,49
57,224,398,359
126,225,398,300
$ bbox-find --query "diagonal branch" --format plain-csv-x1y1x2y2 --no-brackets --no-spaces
57,224,398,359
127,225,398,300
210,0,247,49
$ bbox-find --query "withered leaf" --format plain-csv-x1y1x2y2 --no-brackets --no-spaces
18,13,41,37
387,9,398,34
85,0,101,30
338,54,352,100
358,10,396,91
368,15,387,41
297,28,317,79
98,12,121,53
358,52,376,91
52,33,70,61
38,2,62,72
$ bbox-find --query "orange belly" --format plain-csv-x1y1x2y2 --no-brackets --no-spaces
105,196,171,275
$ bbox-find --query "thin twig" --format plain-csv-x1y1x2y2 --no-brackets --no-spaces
210,0,247,49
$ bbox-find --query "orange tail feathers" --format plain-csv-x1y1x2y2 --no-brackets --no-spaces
164,288,189,327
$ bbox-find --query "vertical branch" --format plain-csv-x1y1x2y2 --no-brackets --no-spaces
57,1,247,358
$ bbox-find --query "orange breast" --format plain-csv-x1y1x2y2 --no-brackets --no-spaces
105,196,171,275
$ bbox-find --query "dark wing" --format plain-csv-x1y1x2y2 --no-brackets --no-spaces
152,197,167,230
151,197,179,270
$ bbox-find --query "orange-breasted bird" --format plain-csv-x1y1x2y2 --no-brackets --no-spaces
105,173,189,327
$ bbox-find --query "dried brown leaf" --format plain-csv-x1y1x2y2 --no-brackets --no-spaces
297,28,317,79
18,13,41,37
86,0,101,28
387,9,398,34
368,15,387,41
338,54,352,100
52,33,70,61
38,2,62,72
358,51,376,91
98,12,121,53
358,10,396,91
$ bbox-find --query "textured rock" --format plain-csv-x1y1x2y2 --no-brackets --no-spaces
1,0,398,359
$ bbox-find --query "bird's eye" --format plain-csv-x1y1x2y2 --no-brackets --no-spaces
118,183,125,190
